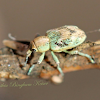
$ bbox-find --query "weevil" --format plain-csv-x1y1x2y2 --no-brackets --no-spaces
24,25,95,76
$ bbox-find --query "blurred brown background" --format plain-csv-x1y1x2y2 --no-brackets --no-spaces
0,0,100,100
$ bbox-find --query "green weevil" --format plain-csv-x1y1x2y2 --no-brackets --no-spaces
24,25,95,76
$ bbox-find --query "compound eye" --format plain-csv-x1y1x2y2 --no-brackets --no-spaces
32,49,36,52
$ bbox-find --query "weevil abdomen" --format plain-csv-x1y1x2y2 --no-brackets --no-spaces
46,25,86,52
33,36,50,52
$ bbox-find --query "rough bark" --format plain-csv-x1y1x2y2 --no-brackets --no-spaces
0,39,100,83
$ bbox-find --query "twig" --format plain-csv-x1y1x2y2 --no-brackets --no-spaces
0,39,100,83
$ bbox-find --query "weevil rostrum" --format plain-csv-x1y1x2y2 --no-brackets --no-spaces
24,25,95,76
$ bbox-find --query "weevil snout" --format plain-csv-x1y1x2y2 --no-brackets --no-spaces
29,41,38,52
26,41,37,57
24,41,37,67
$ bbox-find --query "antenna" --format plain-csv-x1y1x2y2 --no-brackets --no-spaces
8,33,16,40
86,29,100,34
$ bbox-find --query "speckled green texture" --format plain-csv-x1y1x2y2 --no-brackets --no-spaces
46,25,86,52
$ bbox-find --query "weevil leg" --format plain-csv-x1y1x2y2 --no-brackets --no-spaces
63,50,95,63
27,52,45,75
51,51,64,76
24,50,32,67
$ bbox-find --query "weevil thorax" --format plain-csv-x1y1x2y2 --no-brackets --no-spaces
30,36,50,53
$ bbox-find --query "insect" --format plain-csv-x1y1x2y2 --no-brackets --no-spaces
24,25,95,76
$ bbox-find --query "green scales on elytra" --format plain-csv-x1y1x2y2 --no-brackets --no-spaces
46,25,86,52
24,25,95,76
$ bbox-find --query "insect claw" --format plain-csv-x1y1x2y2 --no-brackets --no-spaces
57,64,64,76
91,58,95,63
